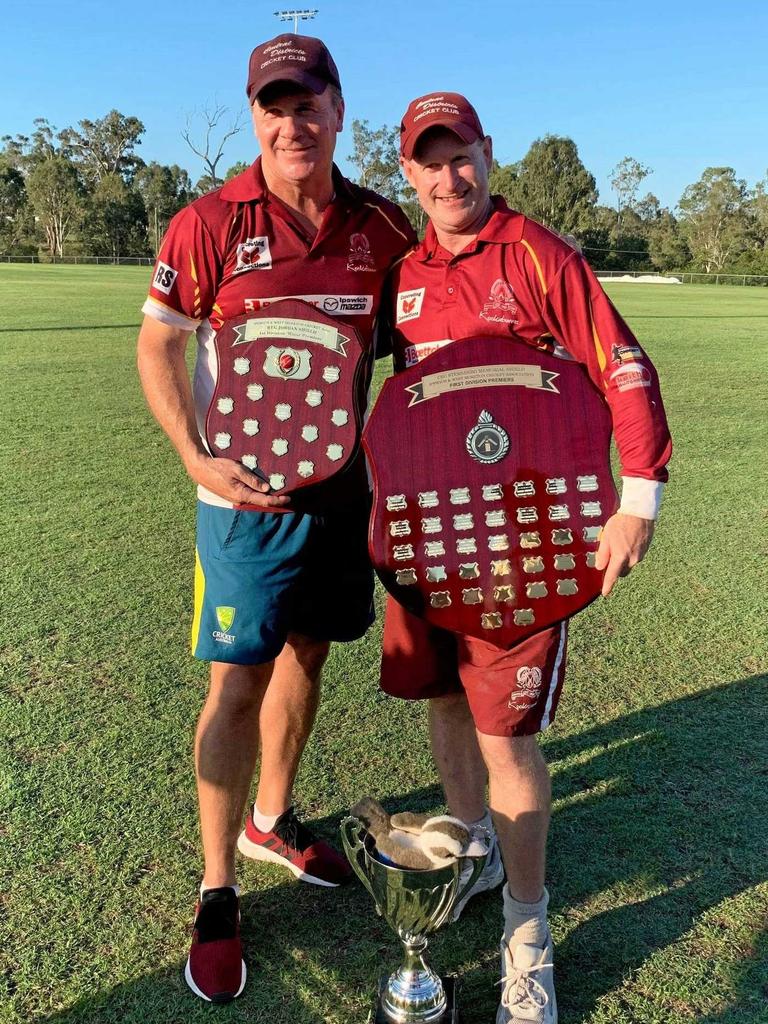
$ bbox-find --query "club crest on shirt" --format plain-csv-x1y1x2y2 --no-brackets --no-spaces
235,236,272,273
396,287,425,324
347,232,375,272
480,278,518,324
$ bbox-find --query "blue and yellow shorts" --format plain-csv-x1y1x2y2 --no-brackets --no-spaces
191,496,374,664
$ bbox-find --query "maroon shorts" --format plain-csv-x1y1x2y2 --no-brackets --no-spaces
380,597,568,737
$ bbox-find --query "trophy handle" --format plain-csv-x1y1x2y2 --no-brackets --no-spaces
340,816,379,904
453,853,489,908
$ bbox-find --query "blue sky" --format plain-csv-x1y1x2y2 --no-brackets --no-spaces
4,0,767,209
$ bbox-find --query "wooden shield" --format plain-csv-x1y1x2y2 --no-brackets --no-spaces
363,336,618,648
206,299,367,499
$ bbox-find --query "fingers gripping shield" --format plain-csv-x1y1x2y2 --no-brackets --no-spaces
362,336,619,649
206,299,367,500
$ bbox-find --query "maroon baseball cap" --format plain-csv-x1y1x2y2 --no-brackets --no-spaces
246,34,341,104
400,92,484,159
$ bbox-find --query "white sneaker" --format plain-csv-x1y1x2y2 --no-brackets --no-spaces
496,932,557,1024
452,829,505,921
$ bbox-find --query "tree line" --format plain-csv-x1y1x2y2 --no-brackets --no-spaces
2,109,767,277
350,120,768,276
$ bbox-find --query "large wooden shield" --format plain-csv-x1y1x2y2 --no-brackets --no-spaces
363,336,618,648
206,299,367,499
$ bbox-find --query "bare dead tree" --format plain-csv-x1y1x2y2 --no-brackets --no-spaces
181,104,247,191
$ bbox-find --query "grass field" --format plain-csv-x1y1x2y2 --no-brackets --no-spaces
1,266,767,1024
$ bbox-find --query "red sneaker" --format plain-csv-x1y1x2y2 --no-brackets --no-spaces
184,886,247,1003
237,806,353,887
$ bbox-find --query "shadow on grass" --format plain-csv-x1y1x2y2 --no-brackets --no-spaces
38,674,767,1024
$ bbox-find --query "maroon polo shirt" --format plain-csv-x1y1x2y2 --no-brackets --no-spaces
388,197,672,487
143,158,415,509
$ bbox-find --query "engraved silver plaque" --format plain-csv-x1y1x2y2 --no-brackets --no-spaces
456,538,477,554
422,517,443,535
424,540,445,557
520,532,541,549
485,509,507,527
548,504,570,521
488,534,510,551
462,588,483,605
275,403,292,421
246,383,263,401
554,553,576,570
458,563,480,580
217,397,234,415
490,559,512,576
556,578,579,595
545,477,567,494
430,591,452,608
514,609,535,626
449,487,471,505
396,568,418,586
426,565,448,583
517,506,538,524
482,612,503,629
577,474,598,492
386,494,407,512
390,520,411,537
482,483,504,501
514,480,535,498
453,513,474,531
393,544,415,561
214,432,231,450
523,556,545,574
493,585,514,603
418,491,439,508
233,357,250,376
243,419,260,436
301,424,319,442
526,581,548,598
583,526,602,542
580,501,602,517
552,529,574,545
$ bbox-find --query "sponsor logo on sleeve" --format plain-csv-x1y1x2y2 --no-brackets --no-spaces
396,287,425,324
609,361,652,392
235,236,272,273
610,343,645,365
243,293,373,315
152,261,178,295
346,232,375,272
507,666,543,711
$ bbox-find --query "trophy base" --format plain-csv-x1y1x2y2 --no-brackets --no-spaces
375,975,458,1023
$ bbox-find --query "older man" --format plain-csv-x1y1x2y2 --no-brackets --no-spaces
137,35,414,1002
381,93,672,1023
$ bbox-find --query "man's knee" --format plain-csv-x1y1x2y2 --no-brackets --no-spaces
479,732,548,778
207,661,272,716
284,633,331,680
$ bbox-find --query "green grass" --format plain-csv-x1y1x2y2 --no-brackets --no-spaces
1,267,767,1023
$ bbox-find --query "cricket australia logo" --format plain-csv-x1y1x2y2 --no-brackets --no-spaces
213,606,237,645
235,236,272,273
346,232,375,272
466,410,510,465
480,278,518,324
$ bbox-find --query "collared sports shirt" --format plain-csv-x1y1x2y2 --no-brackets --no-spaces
143,158,415,508
388,197,672,518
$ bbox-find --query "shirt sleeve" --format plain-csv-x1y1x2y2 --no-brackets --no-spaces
142,205,222,325
541,253,672,491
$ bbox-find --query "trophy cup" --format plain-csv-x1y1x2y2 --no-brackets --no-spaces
341,815,488,1023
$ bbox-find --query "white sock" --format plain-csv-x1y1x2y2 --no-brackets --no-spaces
252,805,283,832
503,884,549,948
200,882,241,898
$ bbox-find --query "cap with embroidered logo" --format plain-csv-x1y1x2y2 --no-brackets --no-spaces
400,92,484,160
246,34,341,104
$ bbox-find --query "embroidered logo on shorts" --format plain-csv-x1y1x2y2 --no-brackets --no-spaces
213,605,237,645
507,665,543,711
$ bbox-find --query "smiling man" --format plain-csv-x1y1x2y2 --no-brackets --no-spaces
136,35,414,1002
380,93,672,1024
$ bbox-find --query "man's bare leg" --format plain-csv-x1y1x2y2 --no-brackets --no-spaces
429,692,488,823
475,732,550,903
196,660,273,889
196,635,329,888
254,633,330,815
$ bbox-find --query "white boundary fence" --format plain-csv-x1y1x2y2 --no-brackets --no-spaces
2,256,767,285
597,269,768,287
1,254,155,266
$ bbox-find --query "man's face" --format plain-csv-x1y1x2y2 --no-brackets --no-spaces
401,129,493,238
252,83,344,188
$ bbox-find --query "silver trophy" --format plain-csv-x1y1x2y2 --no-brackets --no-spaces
341,815,488,1023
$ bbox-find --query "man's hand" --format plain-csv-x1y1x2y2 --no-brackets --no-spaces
594,512,655,597
186,452,290,509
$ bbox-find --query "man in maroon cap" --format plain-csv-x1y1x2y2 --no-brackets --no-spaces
381,92,672,1024
137,35,414,1002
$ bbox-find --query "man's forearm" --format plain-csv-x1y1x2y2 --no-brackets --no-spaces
137,329,206,472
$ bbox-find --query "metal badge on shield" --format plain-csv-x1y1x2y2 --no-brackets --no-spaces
466,410,510,465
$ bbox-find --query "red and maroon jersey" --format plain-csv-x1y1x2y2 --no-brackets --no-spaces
143,158,416,508
388,197,672,512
